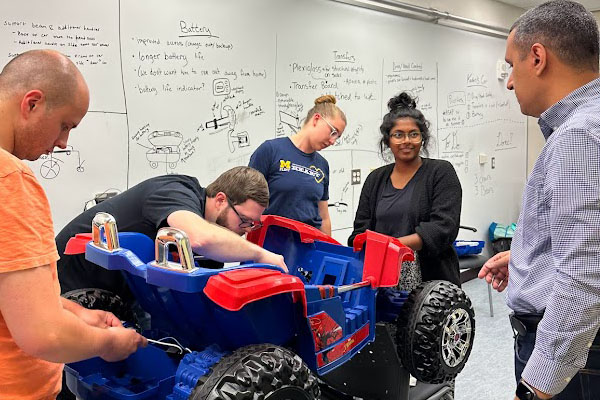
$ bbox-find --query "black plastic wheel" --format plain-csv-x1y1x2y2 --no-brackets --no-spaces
60,288,136,400
190,344,320,400
62,288,134,322
396,280,475,384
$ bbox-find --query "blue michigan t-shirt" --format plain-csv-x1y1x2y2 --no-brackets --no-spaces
249,137,329,228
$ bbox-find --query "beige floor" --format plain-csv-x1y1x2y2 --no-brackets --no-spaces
456,279,515,400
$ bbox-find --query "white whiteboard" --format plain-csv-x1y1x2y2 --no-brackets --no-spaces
0,0,526,248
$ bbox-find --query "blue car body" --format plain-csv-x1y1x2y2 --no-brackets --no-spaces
65,216,414,399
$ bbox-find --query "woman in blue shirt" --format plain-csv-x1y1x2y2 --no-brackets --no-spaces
249,95,346,235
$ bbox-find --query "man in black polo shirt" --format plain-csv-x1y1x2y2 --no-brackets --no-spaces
55,166,286,303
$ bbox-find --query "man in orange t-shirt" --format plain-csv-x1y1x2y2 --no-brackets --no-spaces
0,50,147,400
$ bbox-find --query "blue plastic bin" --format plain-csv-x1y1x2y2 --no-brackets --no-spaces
65,345,179,399
453,240,485,256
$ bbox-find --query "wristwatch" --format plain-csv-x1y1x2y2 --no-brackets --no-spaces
516,380,547,400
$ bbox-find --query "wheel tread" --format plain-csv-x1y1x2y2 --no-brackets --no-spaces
62,288,134,322
396,280,475,383
190,344,319,400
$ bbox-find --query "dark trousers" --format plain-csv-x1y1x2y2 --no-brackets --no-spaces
514,318,600,400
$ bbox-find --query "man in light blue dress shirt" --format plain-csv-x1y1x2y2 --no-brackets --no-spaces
479,1,600,399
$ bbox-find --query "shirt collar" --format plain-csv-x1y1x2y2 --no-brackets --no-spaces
538,77,600,139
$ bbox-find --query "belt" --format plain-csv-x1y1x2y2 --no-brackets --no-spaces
509,312,543,336
510,312,600,344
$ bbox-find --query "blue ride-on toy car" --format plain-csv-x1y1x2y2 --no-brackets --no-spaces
62,213,475,400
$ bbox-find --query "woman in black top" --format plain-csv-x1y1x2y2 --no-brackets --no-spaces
348,92,462,285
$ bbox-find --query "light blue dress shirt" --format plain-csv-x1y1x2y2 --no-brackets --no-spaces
507,78,600,395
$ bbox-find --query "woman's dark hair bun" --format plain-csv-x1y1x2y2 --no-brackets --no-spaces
387,92,416,111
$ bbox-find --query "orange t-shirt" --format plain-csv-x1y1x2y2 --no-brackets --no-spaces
0,148,62,399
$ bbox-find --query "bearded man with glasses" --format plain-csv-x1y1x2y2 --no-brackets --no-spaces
55,166,287,309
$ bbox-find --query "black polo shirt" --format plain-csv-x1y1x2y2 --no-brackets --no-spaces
55,175,208,302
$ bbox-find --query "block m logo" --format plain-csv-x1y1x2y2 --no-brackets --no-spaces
279,160,291,171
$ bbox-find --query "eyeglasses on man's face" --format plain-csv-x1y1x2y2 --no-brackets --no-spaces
390,131,422,142
318,114,342,140
226,196,263,231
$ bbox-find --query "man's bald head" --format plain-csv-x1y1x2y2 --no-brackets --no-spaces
0,49,88,109
0,50,90,160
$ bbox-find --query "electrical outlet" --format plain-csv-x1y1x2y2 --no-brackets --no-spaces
496,59,509,80
351,169,361,185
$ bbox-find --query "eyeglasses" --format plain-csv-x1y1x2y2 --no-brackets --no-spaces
390,131,422,142
319,114,342,140
226,196,263,231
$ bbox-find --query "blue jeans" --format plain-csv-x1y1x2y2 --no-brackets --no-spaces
515,331,600,399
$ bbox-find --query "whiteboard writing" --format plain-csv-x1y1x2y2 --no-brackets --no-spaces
2,0,527,243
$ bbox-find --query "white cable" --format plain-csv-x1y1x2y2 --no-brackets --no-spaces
147,338,184,353
147,337,192,354
159,336,192,353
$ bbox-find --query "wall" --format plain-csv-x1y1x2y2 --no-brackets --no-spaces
525,10,600,175
408,6,600,178
395,0,524,28
0,0,531,248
